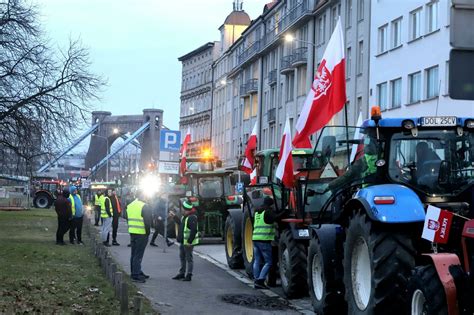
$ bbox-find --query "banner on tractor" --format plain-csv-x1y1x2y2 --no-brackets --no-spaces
422,205,454,244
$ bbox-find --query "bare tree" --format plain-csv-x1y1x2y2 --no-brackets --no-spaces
0,0,105,175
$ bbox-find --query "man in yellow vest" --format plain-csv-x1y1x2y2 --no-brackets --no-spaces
171,199,198,282
126,191,152,283
252,197,276,289
93,191,102,226
100,190,113,246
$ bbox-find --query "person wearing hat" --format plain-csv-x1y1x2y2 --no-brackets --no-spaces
171,199,199,282
68,185,84,245
54,189,73,245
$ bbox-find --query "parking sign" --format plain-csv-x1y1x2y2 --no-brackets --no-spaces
160,130,181,152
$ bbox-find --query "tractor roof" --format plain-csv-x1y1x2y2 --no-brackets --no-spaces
362,117,473,128
186,170,233,177
256,148,313,158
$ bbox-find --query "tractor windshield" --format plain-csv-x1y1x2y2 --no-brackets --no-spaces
186,161,214,172
388,129,474,196
197,177,224,198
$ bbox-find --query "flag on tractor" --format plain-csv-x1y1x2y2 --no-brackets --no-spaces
250,168,257,185
293,18,346,148
241,122,258,174
276,118,294,188
422,205,454,244
179,128,191,182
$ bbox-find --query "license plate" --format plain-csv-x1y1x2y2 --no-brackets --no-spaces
298,229,309,237
421,116,456,127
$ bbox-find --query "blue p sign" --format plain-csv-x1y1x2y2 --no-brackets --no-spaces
160,130,181,152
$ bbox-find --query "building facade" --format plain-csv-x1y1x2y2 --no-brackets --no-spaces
369,0,473,117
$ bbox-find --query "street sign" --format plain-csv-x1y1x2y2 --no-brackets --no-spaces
160,130,181,152
158,161,179,174
236,182,244,193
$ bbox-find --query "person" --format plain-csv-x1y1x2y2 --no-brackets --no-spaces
100,190,113,247
252,197,276,289
54,189,72,245
150,194,174,247
171,200,198,282
93,191,102,226
68,185,84,245
110,189,122,246
126,191,152,283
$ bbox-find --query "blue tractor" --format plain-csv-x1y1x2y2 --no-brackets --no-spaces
293,109,474,314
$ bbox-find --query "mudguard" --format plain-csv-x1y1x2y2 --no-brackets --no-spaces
354,184,425,223
309,224,344,280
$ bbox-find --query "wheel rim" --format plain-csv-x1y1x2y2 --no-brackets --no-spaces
351,237,371,310
411,289,427,315
37,196,48,208
244,217,253,263
226,225,233,258
312,251,324,300
280,247,290,288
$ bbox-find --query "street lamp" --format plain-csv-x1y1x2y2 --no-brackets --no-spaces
283,33,317,47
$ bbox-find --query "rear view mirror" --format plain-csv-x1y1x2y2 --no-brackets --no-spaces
322,136,336,158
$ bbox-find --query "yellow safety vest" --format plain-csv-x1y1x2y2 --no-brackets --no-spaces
100,195,111,218
68,194,82,216
126,199,146,235
183,216,199,245
94,194,100,206
252,210,275,241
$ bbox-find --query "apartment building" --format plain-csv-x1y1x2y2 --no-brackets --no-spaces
369,0,473,117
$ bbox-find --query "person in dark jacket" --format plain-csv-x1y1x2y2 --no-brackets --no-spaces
171,199,198,282
150,194,174,247
54,189,73,245
110,189,122,246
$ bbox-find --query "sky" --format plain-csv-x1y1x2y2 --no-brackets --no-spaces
37,0,270,134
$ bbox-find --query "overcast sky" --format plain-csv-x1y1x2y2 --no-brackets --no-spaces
37,0,270,133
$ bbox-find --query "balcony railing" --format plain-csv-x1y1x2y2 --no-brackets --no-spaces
280,55,293,73
291,47,308,66
240,79,259,96
277,0,310,33
237,40,261,65
267,108,276,123
268,69,277,85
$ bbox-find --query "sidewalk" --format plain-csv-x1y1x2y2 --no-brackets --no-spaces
97,218,300,315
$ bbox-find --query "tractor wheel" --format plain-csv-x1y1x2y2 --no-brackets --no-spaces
33,193,52,209
279,229,308,298
343,212,415,314
224,213,244,269
242,210,254,278
408,265,447,315
308,236,346,314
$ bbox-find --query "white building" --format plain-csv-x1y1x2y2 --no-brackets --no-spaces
369,0,473,118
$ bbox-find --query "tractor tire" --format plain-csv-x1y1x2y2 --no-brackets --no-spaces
343,212,415,314
279,229,308,298
407,265,447,315
308,236,346,314
33,193,52,209
242,209,254,278
224,213,244,269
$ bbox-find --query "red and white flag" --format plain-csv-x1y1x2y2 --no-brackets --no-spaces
250,168,257,185
179,128,191,179
241,122,258,174
421,205,454,244
276,118,294,188
293,18,347,148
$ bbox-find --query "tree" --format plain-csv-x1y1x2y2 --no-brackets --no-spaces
0,0,105,175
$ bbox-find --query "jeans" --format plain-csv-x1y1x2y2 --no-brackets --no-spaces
130,234,148,278
253,241,273,281
101,217,112,243
179,244,194,276
56,217,70,243
69,216,83,243
94,206,101,225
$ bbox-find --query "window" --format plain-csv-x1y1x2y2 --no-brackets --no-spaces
346,47,352,77
317,15,326,44
377,82,388,110
331,6,338,31
357,41,363,75
243,97,250,119
297,66,307,96
392,18,402,48
427,1,439,33
426,66,439,99
357,96,362,115
390,78,402,108
445,61,449,95
346,0,352,28
358,0,364,21
378,25,388,53
409,8,422,40
251,95,258,117
408,72,421,103
286,73,295,101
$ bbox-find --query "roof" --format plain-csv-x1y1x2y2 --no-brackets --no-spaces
224,10,251,25
256,148,313,157
362,117,473,128
186,170,233,177
178,42,215,61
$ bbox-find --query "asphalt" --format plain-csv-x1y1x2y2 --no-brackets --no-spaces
93,217,301,315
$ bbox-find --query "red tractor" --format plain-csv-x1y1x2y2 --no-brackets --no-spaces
32,179,66,209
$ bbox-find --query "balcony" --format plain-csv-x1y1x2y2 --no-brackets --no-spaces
277,0,310,33
267,108,276,124
240,79,259,96
280,55,293,74
268,69,277,86
291,47,308,66
237,40,261,65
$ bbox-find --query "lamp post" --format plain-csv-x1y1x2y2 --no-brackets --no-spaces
284,33,317,47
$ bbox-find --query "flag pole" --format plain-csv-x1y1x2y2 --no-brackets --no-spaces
344,102,351,166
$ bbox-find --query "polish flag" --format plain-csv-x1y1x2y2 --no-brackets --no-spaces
293,18,347,148
422,205,454,244
179,128,191,180
241,122,258,174
250,168,257,185
276,118,294,188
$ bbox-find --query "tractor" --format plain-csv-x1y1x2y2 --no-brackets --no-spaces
32,179,66,208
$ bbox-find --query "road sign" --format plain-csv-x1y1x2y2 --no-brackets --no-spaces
158,161,179,174
236,182,244,193
160,130,181,152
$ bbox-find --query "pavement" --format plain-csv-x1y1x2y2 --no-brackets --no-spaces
93,217,304,315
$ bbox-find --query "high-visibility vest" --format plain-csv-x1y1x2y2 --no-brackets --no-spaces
362,154,377,178
100,195,111,218
183,216,199,245
94,194,100,206
126,199,146,235
68,194,82,216
252,210,275,241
